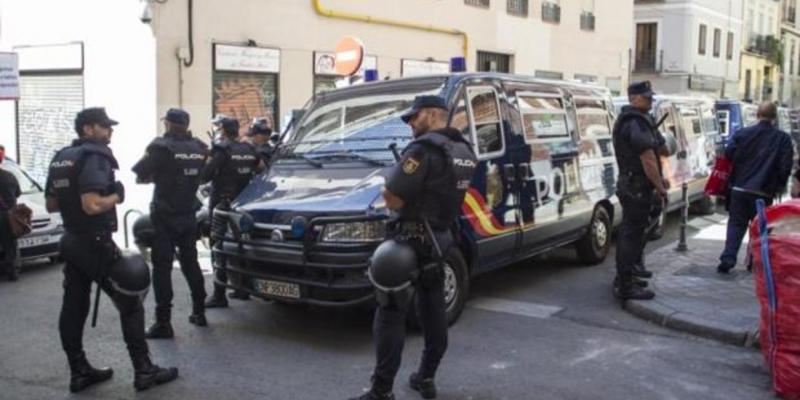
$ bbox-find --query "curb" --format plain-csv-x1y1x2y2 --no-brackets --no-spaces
625,299,759,348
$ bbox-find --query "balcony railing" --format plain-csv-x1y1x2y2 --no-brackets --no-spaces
542,2,561,23
635,50,657,72
580,12,595,31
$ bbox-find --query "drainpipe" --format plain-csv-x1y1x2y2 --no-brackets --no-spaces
311,0,469,67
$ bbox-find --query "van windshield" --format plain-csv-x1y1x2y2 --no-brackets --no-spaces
0,162,41,195
281,82,446,163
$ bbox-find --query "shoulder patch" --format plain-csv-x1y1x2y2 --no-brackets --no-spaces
403,157,420,174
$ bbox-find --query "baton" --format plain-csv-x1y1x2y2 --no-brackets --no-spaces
90,283,101,328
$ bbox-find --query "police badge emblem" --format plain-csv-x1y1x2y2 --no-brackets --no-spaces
403,158,420,174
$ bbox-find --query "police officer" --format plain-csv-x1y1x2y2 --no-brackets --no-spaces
612,82,669,301
45,108,178,392
201,117,262,307
247,117,277,165
350,96,477,400
132,108,209,338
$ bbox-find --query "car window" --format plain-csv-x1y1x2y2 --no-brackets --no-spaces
449,95,470,136
717,109,729,136
700,106,718,134
574,97,611,138
656,104,678,138
0,162,41,195
517,93,569,143
466,86,504,158
677,105,702,137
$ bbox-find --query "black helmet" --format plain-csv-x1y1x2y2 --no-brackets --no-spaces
108,252,151,298
132,214,154,248
248,117,272,136
368,239,418,291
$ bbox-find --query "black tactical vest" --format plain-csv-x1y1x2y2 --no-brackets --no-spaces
403,128,478,229
47,139,118,234
150,134,208,215
612,106,659,192
212,139,259,201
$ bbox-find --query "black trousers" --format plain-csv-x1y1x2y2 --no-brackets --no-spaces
720,191,773,265
0,211,19,274
58,232,149,365
373,257,448,389
209,197,230,296
615,191,653,278
151,212,206,319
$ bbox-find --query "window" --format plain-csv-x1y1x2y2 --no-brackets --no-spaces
744,69,752,100
726,32,734,60
698,24,707,55
507,0,528,16
449,96,470,135
635,23,657,71
792,41,796,76
574,98,611,138
574,74,597,83
580,12,595,31
466,87,504,157
713,28,721,57
542,1,561,23
678,106,702,137
717,110,730,136
465,0,490,7
516,93,569,143
477,51,511,72
535,70,563,80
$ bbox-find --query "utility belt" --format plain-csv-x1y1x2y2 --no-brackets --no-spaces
388,220,452,263
617,171,655,200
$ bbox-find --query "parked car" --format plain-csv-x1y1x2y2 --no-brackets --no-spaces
0,158,63,266
211,72,625,324
715,99,758,143
613,95,719,238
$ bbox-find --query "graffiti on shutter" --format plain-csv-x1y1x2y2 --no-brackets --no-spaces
213,71,278,136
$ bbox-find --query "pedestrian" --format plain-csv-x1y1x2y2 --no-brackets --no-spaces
132,108,209,339
611,81,670,301
0,144,21,281
718,102,794,273
247,117,276,166
45,107,177,392
201,116,261,308
349,95,477,400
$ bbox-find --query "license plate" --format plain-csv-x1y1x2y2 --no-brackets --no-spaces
254,279,300,299
18,235,56,249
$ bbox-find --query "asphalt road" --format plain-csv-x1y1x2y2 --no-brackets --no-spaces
0,212,773,400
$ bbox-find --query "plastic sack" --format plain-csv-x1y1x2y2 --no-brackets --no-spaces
750,199,800,399
704,155,732,197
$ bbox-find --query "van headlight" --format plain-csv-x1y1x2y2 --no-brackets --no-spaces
321,220,387,243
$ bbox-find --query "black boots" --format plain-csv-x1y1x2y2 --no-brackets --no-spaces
409,372,437,399
145,310,174,339
204,290,229,308
717,261,736,274
613,275,655,301
632,262,653,279
132,354,178,391
348,389,395,400
188,301,207,326
228,290,250,300
68,354,113,393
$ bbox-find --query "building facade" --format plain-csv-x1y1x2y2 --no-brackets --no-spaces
780,0,800,106
632,0,743,99
149,0,633,133
739,0,782,102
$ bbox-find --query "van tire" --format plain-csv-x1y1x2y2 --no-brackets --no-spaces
407,248,469,328
691,196,715,215
575,206,612,265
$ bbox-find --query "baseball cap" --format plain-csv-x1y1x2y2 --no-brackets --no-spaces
162,108,190,126
400,95,448,123
76,107,119,128
627,81,655,97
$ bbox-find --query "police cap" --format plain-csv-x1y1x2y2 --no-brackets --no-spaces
75,107,118,134
627,81,655,97
401,95,448,123
162,108,190,127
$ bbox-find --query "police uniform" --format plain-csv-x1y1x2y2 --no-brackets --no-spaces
612,82,664,300
201,118,260,306
354,96,477,400
132,108,209,336
47,108,177,392
248,117,275,165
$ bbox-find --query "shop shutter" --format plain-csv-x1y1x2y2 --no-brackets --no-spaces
212,71,278,135
17,74,84,184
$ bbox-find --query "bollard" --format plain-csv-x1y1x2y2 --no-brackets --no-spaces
675,182,689,252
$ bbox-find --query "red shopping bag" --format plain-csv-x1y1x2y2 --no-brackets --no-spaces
704,155,732,196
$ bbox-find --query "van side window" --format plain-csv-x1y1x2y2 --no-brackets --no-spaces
678,106,702,137
466,87,504,157
449,95,470,136
717,109,729,136
516,93,569,143
574,98,611,138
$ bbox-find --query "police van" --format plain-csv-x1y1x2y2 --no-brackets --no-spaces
715,100,758,142
613,95,719,238
213,73,622,324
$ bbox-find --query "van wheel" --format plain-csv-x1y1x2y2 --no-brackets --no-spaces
690,196,715,215
576,206,612,265
407,248,469,328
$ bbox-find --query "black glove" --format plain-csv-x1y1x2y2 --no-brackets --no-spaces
114,181,125,203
